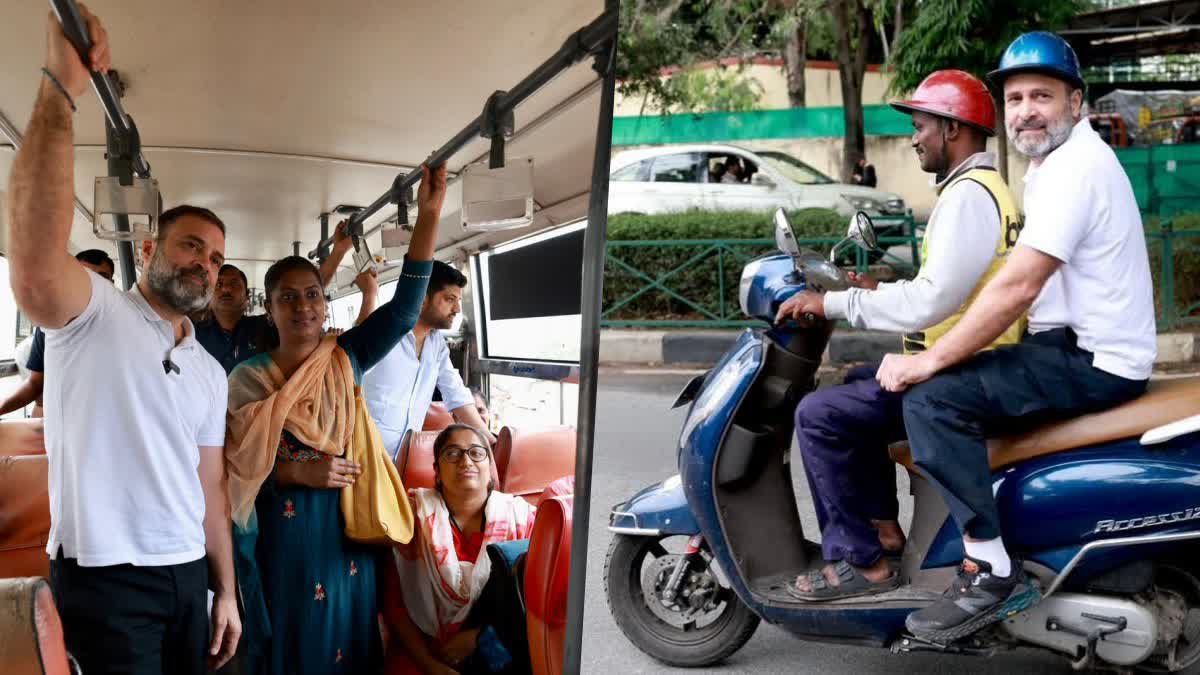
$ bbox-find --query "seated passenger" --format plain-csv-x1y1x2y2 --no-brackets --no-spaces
875,34,1155,641
776,70,1024,601
0,249,116,417
720,157,743,184
709,162,727,183
470,387,492,431
223,164,446,674
383,424,536,675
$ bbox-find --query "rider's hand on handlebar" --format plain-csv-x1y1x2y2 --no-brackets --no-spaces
847,271,879,290
775,291,825,326
45,3,111,98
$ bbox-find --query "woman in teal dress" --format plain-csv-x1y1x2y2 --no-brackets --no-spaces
224,164,447,674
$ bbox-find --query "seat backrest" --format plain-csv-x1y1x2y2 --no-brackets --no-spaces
0,456,50,579
0,577,71,675
395,430,439,490
421,402,455,432
497,426,576,504
0,420,45,457
524,495,572,675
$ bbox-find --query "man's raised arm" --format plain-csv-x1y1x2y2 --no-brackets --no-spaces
8,7,112,328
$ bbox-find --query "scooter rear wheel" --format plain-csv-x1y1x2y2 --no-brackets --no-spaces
604,533,760,667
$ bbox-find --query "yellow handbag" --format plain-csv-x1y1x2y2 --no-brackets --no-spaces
340,386,414,545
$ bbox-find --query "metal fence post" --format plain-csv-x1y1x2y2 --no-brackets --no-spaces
1162,220,1176,330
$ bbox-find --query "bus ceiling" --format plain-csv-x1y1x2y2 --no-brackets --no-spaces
0,0,615,292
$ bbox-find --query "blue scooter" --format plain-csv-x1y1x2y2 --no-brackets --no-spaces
603,208,1200,672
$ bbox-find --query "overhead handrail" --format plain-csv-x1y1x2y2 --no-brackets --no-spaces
306,8,619,260
51,0,154,288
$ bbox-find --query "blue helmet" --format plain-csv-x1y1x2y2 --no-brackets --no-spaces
988,31,1084,91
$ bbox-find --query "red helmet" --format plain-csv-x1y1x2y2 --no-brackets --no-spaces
890,70,996,136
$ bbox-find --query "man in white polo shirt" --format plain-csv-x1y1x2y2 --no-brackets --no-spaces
7,7,239,673
363,260,491,460
874,32,1156,642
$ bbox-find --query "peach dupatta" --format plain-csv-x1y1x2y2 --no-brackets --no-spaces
225,335,355,527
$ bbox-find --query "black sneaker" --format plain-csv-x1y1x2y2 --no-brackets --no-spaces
905,556,1040,644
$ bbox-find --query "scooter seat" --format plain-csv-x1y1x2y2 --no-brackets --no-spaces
889,375,1200,472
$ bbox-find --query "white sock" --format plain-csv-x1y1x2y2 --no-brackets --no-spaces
963,538,1011,577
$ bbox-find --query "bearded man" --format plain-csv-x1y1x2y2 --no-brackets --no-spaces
362,260,493,459
5,7,239,671
874,31,1156,643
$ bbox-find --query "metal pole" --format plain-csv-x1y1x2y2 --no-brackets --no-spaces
50,0,149,177
564,4,616,671
105,120,137,289
307,8,618,258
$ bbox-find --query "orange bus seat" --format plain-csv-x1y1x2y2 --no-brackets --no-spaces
422,402,455,432
0,456,50,579
0,578,71,674
498,427,576,505
0,420,45,457
394,430,439,490
524,495,572,675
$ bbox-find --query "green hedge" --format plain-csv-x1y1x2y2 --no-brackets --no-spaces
604,209,844,322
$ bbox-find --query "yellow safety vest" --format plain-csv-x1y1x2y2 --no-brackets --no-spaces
902,168,1026,354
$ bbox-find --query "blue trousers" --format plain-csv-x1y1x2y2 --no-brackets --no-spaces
902,328,1147,540
795,363,905,567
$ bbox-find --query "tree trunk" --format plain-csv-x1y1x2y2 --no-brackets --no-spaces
832,0,870,182
784,21,807,108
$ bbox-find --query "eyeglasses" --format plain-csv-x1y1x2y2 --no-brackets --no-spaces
439,444,489,464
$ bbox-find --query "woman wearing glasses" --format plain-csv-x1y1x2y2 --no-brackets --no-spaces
383,424,538,675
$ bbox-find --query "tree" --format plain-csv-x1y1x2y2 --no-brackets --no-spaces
830,0,874,181
617,0,781,114
887,0,1085,180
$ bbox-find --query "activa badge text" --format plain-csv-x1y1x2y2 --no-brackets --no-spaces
1094,507,1200,534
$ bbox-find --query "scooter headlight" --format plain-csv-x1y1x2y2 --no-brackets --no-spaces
738,259,764,317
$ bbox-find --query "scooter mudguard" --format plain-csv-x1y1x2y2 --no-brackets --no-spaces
608,474,699,536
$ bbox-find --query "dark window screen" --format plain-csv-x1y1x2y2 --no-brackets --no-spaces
486,228,584,321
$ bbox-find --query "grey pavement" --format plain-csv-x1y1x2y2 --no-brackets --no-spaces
579,370,1079,674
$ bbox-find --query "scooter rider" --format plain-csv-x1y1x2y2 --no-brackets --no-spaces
875,32,1156,643
776,70,1025,600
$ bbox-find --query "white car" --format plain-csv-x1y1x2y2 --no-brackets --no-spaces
607,143,908,218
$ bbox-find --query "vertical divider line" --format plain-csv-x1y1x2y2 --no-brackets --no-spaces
565,3,617,671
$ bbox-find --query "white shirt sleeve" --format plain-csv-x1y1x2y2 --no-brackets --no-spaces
197,365,228,447
43,270,110,348
824,181,1001,333
1018,162,1093,263
435,340,475,413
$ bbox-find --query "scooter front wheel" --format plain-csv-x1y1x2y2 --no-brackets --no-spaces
604,533,760,667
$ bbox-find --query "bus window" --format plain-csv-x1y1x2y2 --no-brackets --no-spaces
468,220,585,429
0,255,28,418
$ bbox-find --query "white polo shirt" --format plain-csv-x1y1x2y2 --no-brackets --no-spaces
362,328,475,460
42,271,227,567
1019,117,1157,381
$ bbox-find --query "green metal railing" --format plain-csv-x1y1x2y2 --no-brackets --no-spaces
603,220,1200,331
602,223,923,328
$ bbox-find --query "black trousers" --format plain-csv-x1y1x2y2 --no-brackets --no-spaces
49,551,210,675
902,328,1147,540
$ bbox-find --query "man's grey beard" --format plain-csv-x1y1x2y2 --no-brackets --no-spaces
1008,111,1074,159
145,246,212,314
